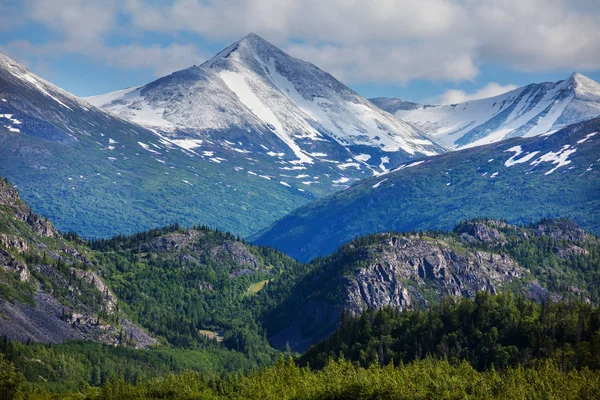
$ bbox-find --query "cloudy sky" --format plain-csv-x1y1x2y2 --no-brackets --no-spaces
1,0,599,104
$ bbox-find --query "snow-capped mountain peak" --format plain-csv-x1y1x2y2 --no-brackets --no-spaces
371,73,600,149
568,72,600,101
88,34,447,191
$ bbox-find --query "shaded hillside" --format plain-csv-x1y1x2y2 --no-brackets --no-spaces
264,219,600,351
253,118,600,261
0,178,153,347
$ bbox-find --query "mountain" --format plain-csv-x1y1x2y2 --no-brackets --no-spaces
252,118,600,261
0,51,315,238
264,219,600,351
0,175,304,356
88,33,447,188
0,177,154,346
370,73,600,148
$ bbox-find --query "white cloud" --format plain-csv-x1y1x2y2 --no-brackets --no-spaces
434,82,519,105
285,43,478,84
8,0,204,77
9,0,600,85
103,44,205,77
119,0,600,84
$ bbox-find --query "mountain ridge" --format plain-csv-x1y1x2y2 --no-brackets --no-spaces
88,33,447,185
0,50,320,239
370,72,600,148
252,117,600,261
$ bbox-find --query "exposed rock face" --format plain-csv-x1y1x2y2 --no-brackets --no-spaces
455,221,505,244
0,179,154,348
555,245,589,259
344,235,522,315
0,178,58,238
210,241,259,270
535,219,587,242
144,230,206,252
0,248,29,282
72,269,118,313
143,231,260,273
0,234,28,252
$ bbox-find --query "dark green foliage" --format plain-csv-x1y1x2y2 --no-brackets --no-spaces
19,357,600,399
84,225,306,361
300,293,600,371
0,353,25,400
0,339,254,394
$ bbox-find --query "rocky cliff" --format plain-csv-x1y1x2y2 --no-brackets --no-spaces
266,219,597,351
0,178,154,348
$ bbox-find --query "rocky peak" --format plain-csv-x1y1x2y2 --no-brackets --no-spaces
454,220,505,244
534,219,587,242
143,230,206,253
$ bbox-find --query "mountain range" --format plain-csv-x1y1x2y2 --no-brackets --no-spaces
253,117,600,261
2,176,598,357
88,33,446,181
0,34,452,240
371,72,600,148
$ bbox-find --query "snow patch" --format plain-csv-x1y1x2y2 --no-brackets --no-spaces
576,132,598,144
530,145,577,175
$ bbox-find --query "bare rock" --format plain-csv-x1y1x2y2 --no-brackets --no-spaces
343,235,522,315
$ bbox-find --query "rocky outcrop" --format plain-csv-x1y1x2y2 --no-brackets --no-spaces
0,178,58,238
72,269,118,314
0,234,28,252
535,219,587,242
455,221,506,244
555,245,589,259
210,241,259,270
144,230,206,252
344,235,522,315
0,248,30,282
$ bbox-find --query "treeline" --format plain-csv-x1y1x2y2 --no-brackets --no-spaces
301,293,600,371
0,339,256,394
5,355,600,399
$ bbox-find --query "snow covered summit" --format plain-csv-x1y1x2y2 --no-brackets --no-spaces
88,34,446,183
371,73,600,149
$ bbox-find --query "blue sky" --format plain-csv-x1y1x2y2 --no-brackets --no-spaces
1,0,599,104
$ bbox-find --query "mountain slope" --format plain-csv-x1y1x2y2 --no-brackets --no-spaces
0,51,315,238
264,219,600,351
88,33,447,188
0,178,154,347
371,73,600,148
252,118,600,261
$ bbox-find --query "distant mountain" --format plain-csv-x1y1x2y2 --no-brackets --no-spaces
370,73,600,148
252,118,600,261
88,33,447,187
265,218,600,351
0,51,315,238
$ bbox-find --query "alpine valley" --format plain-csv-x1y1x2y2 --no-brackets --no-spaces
1,176,600,394
1,25,600,400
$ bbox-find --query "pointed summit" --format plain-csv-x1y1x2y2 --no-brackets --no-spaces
567,72,600,100
202,32,285,69
240,32,267,43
